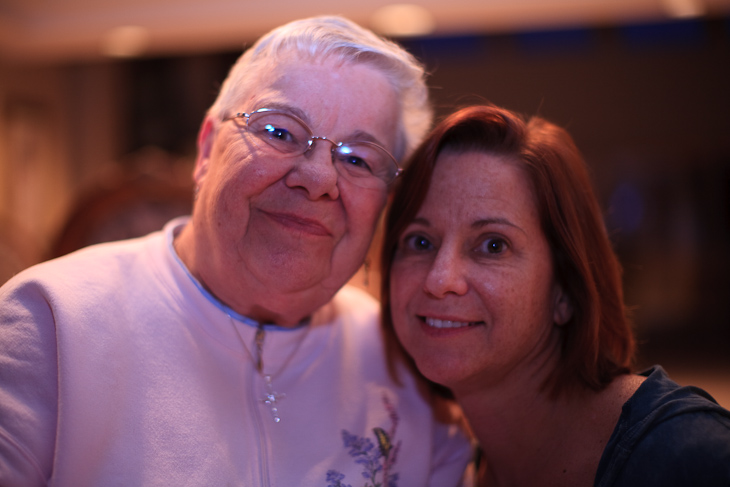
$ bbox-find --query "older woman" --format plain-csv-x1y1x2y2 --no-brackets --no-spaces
0,16,471,487
381,105,730,486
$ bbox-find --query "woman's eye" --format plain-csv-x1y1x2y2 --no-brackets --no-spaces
343,156,370,171
264,124,292,141
479,237,507,254
403,234,433,252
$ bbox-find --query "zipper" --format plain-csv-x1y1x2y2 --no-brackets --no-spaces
248,324,271,487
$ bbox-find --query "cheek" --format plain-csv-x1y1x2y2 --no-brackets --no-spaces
522,262,560,316
209,174,248,227
389,258,424,319
213,132,289,197
343,187,387,231
478,268,557,337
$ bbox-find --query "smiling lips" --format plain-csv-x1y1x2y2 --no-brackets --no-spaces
264,210,331,237
424,317,483,329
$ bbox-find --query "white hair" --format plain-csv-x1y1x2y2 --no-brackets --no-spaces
207,15,432,161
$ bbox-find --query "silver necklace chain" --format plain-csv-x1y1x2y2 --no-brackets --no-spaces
253,326,285,423
230,317,310,423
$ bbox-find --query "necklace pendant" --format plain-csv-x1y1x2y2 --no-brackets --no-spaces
261,374,286,423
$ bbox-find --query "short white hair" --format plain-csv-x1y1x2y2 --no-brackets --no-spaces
207,15,432,161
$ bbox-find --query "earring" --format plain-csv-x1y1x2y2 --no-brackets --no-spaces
363,258,371,287
193,185,200,201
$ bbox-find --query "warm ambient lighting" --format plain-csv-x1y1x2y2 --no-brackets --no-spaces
662,0,706,18
100,25,150,58
370,4,436,37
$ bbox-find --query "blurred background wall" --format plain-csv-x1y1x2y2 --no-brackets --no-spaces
1,1,729,402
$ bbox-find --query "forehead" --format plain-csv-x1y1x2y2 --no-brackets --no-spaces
422,150,539,222
243,55,399,145
246,55,393,116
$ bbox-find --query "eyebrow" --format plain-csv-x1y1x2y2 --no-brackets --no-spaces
409,216,527,236
255,102,309,122
348,130,386,146
473,217,527,237
473,217,516,229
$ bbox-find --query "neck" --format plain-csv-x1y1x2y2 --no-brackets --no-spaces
455,369,618,487
173,223,327,327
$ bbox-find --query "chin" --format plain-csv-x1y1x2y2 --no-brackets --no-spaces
410,356,463,390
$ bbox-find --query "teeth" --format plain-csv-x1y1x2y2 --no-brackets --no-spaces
425,318,473,329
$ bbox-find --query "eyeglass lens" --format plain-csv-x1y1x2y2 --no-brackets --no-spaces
242,111,397,188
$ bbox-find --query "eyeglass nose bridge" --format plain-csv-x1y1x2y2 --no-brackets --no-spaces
304,136,341,155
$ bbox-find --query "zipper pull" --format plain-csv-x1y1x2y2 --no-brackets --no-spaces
254,325,265,374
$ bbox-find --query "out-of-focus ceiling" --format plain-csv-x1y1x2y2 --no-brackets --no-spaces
1,0,728,63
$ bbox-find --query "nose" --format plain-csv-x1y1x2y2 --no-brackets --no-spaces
285,138,340,200
423,246,468,298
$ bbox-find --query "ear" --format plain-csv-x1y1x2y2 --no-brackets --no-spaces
193,116,216,185
552,283,573,326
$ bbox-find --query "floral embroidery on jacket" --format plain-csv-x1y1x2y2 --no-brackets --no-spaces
326,393,401,487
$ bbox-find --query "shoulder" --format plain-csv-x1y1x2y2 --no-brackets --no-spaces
332,284,379,309
610,409,730,485
0,231,173,342
628,366,730,427
322,284,380,325
597,366,730,486
1,231,165,304
317,285,383,355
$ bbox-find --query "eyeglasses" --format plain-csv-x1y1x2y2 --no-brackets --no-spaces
222,108,402,189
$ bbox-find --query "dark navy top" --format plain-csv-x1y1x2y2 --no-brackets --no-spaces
595,365,730,486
